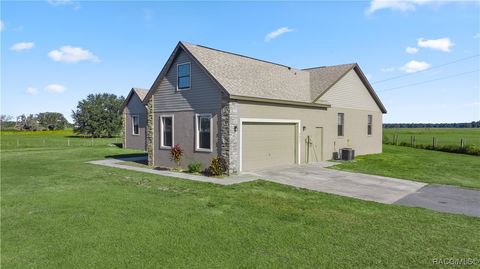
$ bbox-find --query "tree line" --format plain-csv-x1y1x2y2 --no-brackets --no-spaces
384,121,480,128
1,93,125,137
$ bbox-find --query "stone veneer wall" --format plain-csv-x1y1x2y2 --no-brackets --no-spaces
146,98,154,166
220,101,239,175
122,111,126,148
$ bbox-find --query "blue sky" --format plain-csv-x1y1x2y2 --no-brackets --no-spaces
1,0,479,123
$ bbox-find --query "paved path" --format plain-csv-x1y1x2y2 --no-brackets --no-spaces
245,163,426,204
87,157,256,185
88,157,479,217
395,185,480,217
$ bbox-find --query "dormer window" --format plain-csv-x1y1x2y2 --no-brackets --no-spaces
177,63,191,90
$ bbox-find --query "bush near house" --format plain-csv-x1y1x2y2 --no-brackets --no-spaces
208,157,227,176
187,161,202,173
170,144,183,168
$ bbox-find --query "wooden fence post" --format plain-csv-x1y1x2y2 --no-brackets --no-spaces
460,138,464,149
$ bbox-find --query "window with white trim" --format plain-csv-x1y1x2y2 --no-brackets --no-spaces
195,114,212,151
177,63,191,90
337,113,344,137
160,116,173,148
132,115,139,135
367,115,373,135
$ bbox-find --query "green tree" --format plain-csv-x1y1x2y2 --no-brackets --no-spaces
15,114,39,131
72,93,125,137
37,112,69,130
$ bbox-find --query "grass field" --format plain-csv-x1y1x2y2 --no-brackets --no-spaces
333,145,480,189
2,132,480,268
0,129,120,149
383,128,480,147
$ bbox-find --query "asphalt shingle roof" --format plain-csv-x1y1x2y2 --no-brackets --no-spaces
143,42,386,113
132,88,148,101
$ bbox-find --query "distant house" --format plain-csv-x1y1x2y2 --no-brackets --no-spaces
124,41,387,174
120,88,148,150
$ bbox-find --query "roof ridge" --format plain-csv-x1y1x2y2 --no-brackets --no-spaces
302,63,356,70
183,42,299,71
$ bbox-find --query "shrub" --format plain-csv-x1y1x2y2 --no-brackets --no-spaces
187,161,202,173
209,157,227,176
170,144,183,167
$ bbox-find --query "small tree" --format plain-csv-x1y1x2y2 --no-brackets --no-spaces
72,93,124,137
170,144,183,168
0,115,14,130
15,114,39,131
37,112,68,130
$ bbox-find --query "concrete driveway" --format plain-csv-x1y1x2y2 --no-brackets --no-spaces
247,162,480,217
246,162,426,204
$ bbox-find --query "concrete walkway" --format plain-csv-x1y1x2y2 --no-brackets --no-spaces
87,157,256,185
245,163,426,204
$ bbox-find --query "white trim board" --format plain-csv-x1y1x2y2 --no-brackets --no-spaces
195,113,213,152
239,118,301,172
131,114,140,136
176,62,191,91
159,114,174,149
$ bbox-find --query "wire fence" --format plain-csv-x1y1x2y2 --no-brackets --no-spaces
0,135,123,150
385,134,477,148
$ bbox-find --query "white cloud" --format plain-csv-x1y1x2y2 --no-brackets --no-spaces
10,42,35,52
417,37,454,52
406,46,419,54
0,21,4,31
143,9,154,21
45,84,66,93
48,46,100,63
26,87,39,95
381,67,395,72
399,60,431,73
465,101,480,107
474,33,480,39
48,0,80,9
367,0,418,14
265,27,294,42
366,74,373,80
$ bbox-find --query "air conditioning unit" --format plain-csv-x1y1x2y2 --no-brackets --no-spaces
340,148,355,161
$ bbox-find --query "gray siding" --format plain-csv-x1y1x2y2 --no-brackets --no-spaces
124,94,147,150
151,48,223,169
153,50,222,112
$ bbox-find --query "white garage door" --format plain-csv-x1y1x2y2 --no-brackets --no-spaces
241,122,297,171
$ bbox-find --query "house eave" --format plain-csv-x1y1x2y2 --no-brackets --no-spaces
229,95,331,109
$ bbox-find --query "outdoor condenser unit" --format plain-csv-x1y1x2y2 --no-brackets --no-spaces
340,148,355,161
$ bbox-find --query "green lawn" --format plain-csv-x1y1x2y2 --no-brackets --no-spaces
383,128,480,147
333,145,480,189
1,134,480,268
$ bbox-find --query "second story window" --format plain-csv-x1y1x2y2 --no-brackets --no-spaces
367,115,373,135
337,113,344,137
177,63,191,90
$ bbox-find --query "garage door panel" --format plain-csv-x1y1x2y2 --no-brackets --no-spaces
242,122,296,171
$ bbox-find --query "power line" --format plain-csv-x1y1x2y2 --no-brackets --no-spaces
371,54,480,84
377,69,480,92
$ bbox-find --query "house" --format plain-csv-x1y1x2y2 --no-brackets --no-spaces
127,41,387,174
120,88,148,150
